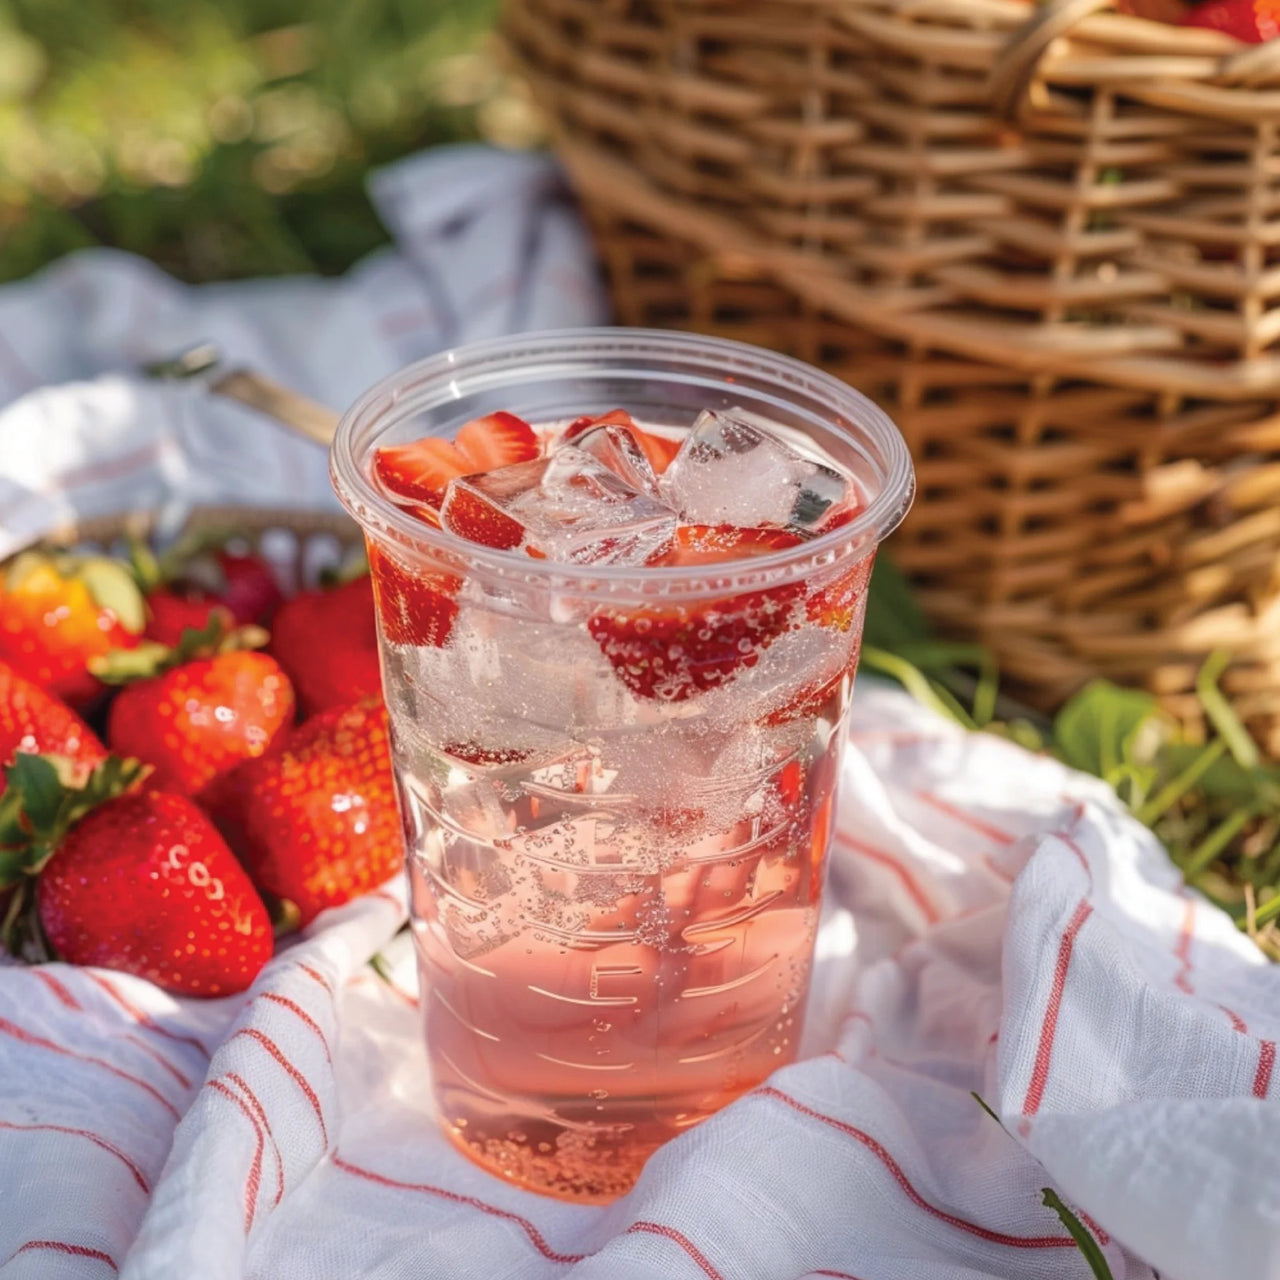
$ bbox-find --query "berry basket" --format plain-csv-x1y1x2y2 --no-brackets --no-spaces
504,0,1280,750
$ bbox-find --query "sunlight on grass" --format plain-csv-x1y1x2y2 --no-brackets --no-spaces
0,0,531,282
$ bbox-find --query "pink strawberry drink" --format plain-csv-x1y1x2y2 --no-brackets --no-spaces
331,331,913,1202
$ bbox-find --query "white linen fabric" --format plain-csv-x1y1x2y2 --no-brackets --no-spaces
0,144,1277,1280
0,143,607,558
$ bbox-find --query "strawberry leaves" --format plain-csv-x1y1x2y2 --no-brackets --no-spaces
0,753,149,958
89,613,269,685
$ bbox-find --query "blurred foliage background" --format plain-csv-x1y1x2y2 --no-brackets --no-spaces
0,0,533,284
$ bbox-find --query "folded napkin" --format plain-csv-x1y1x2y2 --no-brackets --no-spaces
1,145,1278,1280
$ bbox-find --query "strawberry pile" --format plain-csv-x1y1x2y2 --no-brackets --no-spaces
0,533,401,998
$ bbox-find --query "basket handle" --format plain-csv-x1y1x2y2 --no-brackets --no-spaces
987,0,1116,120
990,0,1280,113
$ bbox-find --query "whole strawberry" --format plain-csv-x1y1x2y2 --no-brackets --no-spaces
1181,0,1280,39
98,620,295,804
145,589,234,647
0,659,106,789
270,574,383,716
131,537,282,646
218,698,403,926
0,755,272,996
0,551,145,706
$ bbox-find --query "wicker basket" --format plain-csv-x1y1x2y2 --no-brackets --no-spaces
505,0,1280,750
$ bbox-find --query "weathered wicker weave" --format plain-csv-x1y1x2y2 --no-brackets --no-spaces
505,0,1280,749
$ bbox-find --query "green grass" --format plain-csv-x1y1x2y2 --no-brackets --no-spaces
0,0,520,283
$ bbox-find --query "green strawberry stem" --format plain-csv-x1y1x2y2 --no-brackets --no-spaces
0,753,149,956
89,615,269,684
269,896,303,937
124,532,166,595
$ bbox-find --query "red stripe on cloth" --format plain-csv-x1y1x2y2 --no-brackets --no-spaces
914,792,1015,846
0,1119,149,1193
1221,1005,1249,1034
1173,893,1196,994
626,1222,722,1280
1254,1041,1276,1099
260,992,332,1063
838,831,940,925
52,439,169,495
121,1033,192,1089
982,853,1015,885
297,962,335,996
812,1271,867,1279
370,888,403,909
231,1028,328,1146
1078,1210,1111,1247
332,1155,588,1263
226,1071,285,1206
847,730,951,748
207,1079,263,1233
5,1240,117,1271
757,1088,1074,1249
32,969,83,1010
1053,832,1092,881
1022,899,1094,1118
33,970,192,1085
378,308,437,337
0,1015,180,1120
356,969,419,1009
85,973,209,1056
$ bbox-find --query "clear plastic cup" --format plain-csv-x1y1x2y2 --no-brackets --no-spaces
330,328,913,1202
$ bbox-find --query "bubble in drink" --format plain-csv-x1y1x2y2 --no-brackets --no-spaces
441,445,677,565
659,407,857,534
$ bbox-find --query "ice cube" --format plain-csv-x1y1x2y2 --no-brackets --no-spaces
567,424,661,499
658,408,857,534
442,445,677,565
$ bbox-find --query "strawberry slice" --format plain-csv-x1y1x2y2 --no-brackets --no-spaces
455,411,539,472
633,427,682,477
590,525,804,702
374,411,539,512
440,486,525,551
650,524,802,568
806,550,875,632
442,742,532,767
760,670,849,728
588,587,801,703
367,544,460,648
374,437,470,508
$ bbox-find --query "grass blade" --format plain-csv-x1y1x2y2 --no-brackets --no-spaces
970,1091,1003,1127
861,646,969,726
1041,1188,1115,1280
1197,650,1258,771
1252,891,1280,930
1134,739,1228,827
1183,806,1262,879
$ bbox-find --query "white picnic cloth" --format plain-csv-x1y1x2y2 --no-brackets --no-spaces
0,144,1278,1280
